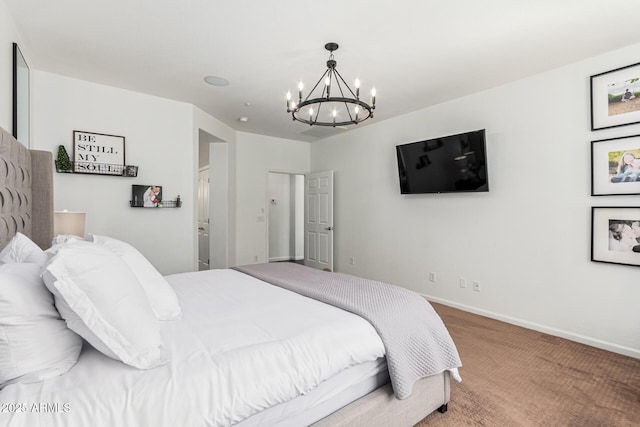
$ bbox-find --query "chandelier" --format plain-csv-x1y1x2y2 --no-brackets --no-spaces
286,42,376,127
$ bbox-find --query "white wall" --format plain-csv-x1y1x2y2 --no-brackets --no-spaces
235,132,310,266
31,71,195,275
311,43,640,358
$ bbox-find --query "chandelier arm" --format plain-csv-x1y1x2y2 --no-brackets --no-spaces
333,72,346,98
330,77,355,123
343,100,355,122
332,69,357,99
314,98,323,123
306,69,330,102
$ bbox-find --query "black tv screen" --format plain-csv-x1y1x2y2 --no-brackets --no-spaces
396,129,488,194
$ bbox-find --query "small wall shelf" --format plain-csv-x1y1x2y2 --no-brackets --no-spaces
130,199,182,208
55,161,138,177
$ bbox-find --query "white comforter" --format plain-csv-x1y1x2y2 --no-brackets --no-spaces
0,269,385,427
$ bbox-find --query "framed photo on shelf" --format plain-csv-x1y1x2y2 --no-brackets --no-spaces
591,207,640,267
131,185,162,208
591,134,640,196
73,130,125,175
124,165,138,177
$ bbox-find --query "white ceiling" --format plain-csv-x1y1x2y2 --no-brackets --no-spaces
6,0,640,142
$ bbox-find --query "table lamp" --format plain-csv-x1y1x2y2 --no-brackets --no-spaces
53,210,86,237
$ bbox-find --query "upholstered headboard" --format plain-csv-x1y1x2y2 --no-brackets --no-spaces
0,126,53,250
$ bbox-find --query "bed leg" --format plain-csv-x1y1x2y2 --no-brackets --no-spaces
437,404,448,413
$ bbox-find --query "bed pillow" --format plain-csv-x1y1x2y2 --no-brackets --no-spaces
0,262,83,388
42,240,167,370
87,234,181,320
0,232,47,266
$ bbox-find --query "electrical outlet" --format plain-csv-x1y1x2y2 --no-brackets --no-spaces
473,280,481,291
349,257,355,265
429,272,437,282
459,278,467,288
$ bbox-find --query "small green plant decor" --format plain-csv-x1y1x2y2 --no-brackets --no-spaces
56,145,72,172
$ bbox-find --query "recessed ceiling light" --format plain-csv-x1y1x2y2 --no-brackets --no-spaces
204,75,229,86
244,102,252,107
239,117,248,122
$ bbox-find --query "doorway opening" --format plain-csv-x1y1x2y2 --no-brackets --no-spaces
197,129,228,271
267,172,304,264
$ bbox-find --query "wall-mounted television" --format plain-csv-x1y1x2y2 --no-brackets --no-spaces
396,129,489,194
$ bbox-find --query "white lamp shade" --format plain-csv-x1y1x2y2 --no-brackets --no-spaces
54,211,86,237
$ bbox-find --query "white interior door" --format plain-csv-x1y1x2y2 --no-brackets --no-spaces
198,168,210,270
304,170,334,271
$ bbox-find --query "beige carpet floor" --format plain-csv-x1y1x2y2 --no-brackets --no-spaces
416,303,640,427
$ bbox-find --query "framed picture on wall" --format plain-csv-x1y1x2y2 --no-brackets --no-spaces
73,130,125,175
591,134,640,196
131,185,163,208
591,207,640,267
591,62,640,131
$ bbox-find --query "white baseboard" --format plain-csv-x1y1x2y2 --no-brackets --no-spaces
421,294,640,360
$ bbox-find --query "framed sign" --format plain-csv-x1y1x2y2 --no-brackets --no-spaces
591,135,640,196
73,130,125,175
591,62,640,131
591,207,640,267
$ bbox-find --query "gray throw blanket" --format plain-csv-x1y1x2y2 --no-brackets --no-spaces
233,263,462,400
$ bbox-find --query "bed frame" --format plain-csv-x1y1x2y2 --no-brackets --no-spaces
0,125,449,426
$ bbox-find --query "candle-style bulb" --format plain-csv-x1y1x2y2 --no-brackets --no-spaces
325,77,331,86
286,91,291,100
298,81,303,101
298,81,304,91
332,109,337,118
354,79,360,88
371,88,376,107
354,106,359,121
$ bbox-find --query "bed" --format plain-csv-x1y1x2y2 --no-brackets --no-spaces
0,126,460,426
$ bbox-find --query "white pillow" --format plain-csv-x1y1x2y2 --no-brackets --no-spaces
87,234,181,320
0,262,83,388
42,241,167,370
0,232,48,266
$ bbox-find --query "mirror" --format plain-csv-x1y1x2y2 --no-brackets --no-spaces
12,43,29,147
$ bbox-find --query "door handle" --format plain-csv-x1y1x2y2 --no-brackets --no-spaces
198,227,205,231
324,226,334,231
